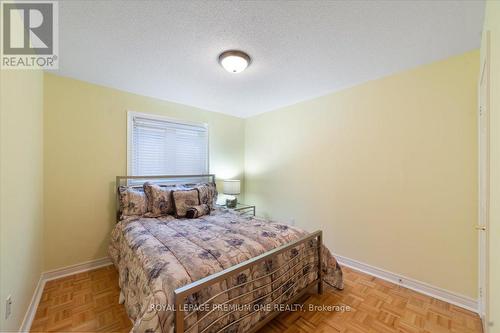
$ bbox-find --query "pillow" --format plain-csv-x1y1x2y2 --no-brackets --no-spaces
172,189,200,217
143,182,175,217
185,204,210,219
195,183,218,210
118,186,147,219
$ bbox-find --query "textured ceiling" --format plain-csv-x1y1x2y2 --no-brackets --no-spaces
52,0,485,118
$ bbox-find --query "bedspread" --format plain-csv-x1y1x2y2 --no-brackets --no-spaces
109,209,343,333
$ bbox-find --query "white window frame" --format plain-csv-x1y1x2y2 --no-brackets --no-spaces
126,111,209,176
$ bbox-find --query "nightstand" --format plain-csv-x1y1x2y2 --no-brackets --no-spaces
219,203,256,216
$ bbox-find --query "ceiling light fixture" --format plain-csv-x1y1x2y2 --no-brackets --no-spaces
218,50,251,73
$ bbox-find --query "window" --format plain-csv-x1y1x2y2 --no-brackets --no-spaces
128,112,208,176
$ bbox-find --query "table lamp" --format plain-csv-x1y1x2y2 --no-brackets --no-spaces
223,180,240,208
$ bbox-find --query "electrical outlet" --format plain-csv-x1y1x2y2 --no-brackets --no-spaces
5,295,12,320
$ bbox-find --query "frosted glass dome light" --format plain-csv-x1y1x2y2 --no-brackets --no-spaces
219,50,251,73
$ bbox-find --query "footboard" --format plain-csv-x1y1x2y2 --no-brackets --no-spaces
174,231,323,333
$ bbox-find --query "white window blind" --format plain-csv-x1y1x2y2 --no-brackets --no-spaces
128,113,208,176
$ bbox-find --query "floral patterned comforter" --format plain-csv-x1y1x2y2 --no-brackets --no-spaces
109,209,343,333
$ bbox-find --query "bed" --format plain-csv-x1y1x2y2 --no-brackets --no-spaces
109,175,343,333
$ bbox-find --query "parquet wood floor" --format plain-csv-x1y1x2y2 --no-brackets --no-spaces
261,267,482,333
30,266,482,333
30,266,131,333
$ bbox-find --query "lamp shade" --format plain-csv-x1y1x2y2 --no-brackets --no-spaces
223,180,240,195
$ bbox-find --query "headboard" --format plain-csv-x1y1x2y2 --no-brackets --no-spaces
115,174,216,221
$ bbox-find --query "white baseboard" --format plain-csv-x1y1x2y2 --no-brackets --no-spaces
19,257,113,332
335,254,478,313
19,276,45,333
42,257,112,282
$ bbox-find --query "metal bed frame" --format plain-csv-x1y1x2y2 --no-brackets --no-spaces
115,174,323,333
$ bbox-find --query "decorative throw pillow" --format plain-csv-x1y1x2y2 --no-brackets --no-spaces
143,182,175,217
172,189,200,217
196,183,218,210
118,186,147,219
185,204,210,219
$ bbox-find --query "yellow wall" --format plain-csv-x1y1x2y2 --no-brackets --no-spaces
0,70,44,330
244,50,479,298
481,1,500,331
43,74,245,271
